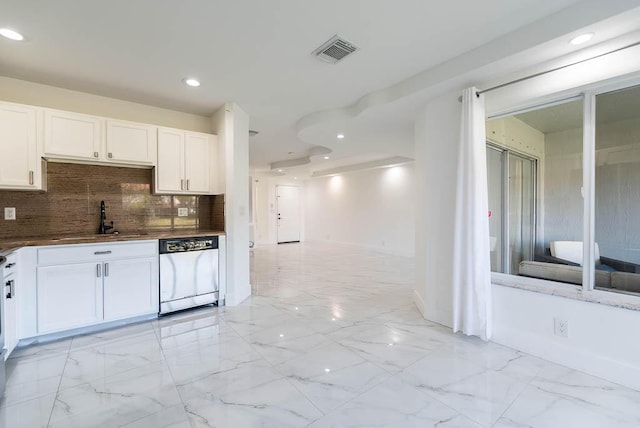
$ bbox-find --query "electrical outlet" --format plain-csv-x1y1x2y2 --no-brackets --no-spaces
4,207,16,220
177,208,189,217
554,317,569,338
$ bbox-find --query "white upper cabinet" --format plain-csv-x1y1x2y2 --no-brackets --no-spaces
44,109,102,161
106,119,157,165
44,109,158,166
156,128,185,193
156,127,215,194
0,101,42,190
184,131,211,193
1,102,222,192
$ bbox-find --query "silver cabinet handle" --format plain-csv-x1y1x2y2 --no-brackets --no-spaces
187,179,190,190
5,279,14,299
104,262,109,277
94,151,99,158
97,263,101,277
94,250,112,255
29,170,34,185
181,179,184,190
108,152,113,159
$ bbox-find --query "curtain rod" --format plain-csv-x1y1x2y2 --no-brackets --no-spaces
459,39,640,101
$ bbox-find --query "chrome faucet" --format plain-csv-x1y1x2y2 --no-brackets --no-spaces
98,200,114,234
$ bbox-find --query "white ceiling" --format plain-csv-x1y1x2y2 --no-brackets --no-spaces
2,1,640,177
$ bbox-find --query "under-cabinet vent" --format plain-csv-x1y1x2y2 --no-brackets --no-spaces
312,35,359,64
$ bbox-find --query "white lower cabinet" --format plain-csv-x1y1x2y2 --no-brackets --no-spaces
3,253,19,357
3,289,18,357
36,263,103,333
103,257,157,321
33,241,158,335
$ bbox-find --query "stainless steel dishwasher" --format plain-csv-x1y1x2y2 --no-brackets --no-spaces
159,236,219,315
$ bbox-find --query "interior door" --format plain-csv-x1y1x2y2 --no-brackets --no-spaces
276,185,300,243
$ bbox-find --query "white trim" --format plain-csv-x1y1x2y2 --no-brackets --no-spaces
582,93,596,291
487,95,584,121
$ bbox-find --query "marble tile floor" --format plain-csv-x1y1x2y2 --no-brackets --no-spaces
2,242,640,427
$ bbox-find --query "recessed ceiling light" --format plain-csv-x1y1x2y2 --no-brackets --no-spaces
337,134,345,139
324,156,330,160
570,33,594,46
278,169,283,172
294,177,298,180
0,28,24,41
183,78,201,87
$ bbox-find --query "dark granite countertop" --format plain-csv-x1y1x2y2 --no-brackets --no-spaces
0,229,225,255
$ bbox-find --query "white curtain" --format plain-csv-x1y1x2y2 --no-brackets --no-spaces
452,87,492,341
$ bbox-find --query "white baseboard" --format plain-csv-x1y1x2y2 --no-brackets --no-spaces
304,238,414,258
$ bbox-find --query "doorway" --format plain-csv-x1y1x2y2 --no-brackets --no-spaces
276,185,300,244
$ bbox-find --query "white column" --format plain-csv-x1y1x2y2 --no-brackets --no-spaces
212,103,251,306
414,90,462,327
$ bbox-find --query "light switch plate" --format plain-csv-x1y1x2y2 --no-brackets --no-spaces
177,207,189,217
4,207,16,220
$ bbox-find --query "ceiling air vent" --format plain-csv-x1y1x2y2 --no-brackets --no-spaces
312,35,359,64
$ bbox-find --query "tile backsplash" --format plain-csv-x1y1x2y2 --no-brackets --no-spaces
0,162,224,239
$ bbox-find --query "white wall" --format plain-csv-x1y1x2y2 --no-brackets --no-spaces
414,84,640,392
543,127,583,247
545,117,640,263
304,164,415,257
493,284,640,391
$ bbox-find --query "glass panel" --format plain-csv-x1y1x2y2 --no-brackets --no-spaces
595,85,640,295
508,154,535,274
486,98,583,285
487,146,504,272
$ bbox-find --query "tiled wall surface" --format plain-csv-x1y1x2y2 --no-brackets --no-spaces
0,162,224,239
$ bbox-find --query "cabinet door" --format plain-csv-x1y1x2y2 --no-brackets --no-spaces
184,132,211,193
103,257,158,321
208,135,221,194
44,109,103,160
155,128,185,193
3,279,18,357
106,120,157,165
36,263,103,333
0,102,40,190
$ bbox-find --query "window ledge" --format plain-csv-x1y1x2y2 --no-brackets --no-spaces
492,272,640,312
